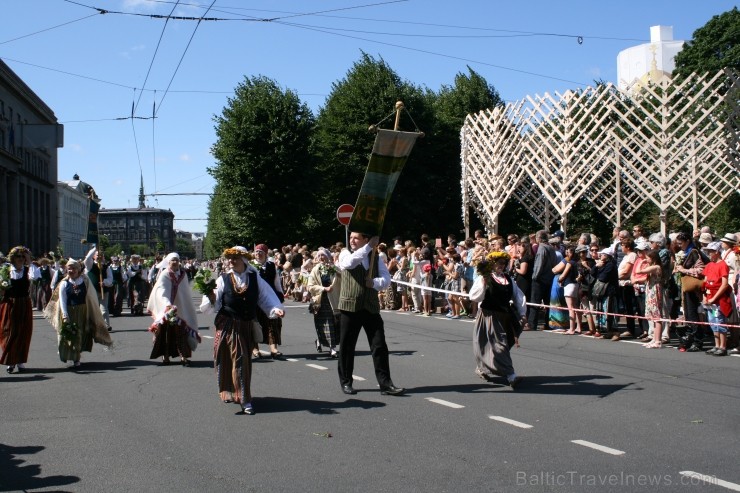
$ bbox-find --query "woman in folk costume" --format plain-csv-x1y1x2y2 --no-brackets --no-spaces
252,243,286,359
43,259,113,369
147,253,200,366
468,251,527,388
0,246,34,373
200,246,284,415
307,247,342,357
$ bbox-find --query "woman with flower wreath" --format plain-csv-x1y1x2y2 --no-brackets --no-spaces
468,251,527,388
252,243,286,359
307,247,342,357
200,246,284,415
43,259,113,369
0,246,34,373
147,253,199,366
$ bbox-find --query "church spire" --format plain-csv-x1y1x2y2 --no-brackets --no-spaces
138,173,146,209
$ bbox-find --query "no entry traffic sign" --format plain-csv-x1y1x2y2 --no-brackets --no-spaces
336,204,354,226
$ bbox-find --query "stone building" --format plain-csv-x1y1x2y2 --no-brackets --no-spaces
0,59,62,255
98,176,175,255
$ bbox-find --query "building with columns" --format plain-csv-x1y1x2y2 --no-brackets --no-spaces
0,59,63,256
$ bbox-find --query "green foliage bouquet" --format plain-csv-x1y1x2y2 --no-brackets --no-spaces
193,268,217,295
60,319,79,348
0,264,10,300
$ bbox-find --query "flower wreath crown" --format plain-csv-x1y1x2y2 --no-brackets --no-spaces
222,248,253,260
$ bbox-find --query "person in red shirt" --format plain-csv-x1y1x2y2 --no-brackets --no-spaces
702,242,733,356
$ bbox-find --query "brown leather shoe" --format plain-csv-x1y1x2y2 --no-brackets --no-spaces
611,332,620,341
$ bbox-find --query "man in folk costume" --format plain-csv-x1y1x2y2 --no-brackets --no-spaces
107,256,127,317
83,247,113,331
126,254,147,314
200,246,284,415
252,243,286,359
336,232,404,396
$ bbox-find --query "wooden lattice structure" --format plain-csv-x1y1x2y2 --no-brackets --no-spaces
461,69,740,235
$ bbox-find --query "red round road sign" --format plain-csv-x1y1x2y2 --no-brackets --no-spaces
336,204,354,226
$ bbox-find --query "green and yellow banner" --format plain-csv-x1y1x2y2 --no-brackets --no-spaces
349,129,419,237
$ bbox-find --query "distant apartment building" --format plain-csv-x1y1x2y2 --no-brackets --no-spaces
0,59,62,255
57,174,97,259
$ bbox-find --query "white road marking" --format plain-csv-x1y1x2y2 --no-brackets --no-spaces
201,335,213,339
285,358,299,362
352,375,366,381
425,397,465,409
679,471,740,491
306,364,328,370
488,415,533,429
571,440,625,456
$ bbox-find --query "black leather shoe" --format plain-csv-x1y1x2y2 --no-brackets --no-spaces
380,384,405,396
686,344,703,352
508,376,523,389
341,384,356,395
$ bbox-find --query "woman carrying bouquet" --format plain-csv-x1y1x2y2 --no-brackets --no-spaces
43,259,113,369
0,246,34,373
147,253,199,366
199,246,284,415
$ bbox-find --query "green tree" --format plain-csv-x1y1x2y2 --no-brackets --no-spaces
175,238,195,259
673,7,740,79
208,76,315,251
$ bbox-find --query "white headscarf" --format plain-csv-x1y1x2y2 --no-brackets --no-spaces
157,252,180,270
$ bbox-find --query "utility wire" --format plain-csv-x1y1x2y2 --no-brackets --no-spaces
275,20,590,86
134,0,180,115
0,14,99,45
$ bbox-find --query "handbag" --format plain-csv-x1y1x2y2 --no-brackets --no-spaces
680,275,704,294
591,279,608,299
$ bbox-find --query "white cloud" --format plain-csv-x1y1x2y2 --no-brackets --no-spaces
179,154,191,162
114,179,124,186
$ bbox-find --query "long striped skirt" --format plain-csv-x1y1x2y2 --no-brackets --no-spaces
150,321,191,360
313,294,339,348
0,296,33,366
214,314,255,405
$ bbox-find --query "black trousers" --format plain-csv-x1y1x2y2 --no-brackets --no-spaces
527,278,552,330
337,310,392,388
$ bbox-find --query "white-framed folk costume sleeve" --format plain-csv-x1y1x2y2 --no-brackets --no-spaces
468,276,486,304
199,275,225,314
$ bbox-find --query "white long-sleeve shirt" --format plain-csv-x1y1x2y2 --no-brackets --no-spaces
338,243,391,292
199,265,283,318
83,248,113,287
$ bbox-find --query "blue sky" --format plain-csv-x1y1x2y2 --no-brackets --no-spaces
2,0,735,236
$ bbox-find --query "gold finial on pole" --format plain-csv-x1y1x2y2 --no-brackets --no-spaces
394,101,404,131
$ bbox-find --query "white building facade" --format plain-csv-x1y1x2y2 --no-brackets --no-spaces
617,25,685,91
57,174,96,259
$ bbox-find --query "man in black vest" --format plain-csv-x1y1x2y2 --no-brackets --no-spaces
337,232,404,396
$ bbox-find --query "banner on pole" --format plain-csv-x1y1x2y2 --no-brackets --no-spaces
348,129,419,237
86,199,100,245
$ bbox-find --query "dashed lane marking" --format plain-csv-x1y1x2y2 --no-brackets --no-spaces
285,358,300,362
306,364,328,370
352,375,366,381
201,335,213,339
488,415,533,429
425,397,465,409
571,440,625,456
680,471,740,491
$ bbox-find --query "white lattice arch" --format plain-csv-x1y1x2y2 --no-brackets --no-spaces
461,69,740,235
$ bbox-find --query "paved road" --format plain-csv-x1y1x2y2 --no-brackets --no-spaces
2,290,739,492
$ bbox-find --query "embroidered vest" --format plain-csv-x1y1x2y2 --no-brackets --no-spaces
338,254,380,314
65,279,87,306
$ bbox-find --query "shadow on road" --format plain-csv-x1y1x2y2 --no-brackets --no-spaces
256,396,386,415
0,443,79,492
406,375,629,397
22,359,159,375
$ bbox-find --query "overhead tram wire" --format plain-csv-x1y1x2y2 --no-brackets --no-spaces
0,14,100,45
133,0,180,116
274,20,590,87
